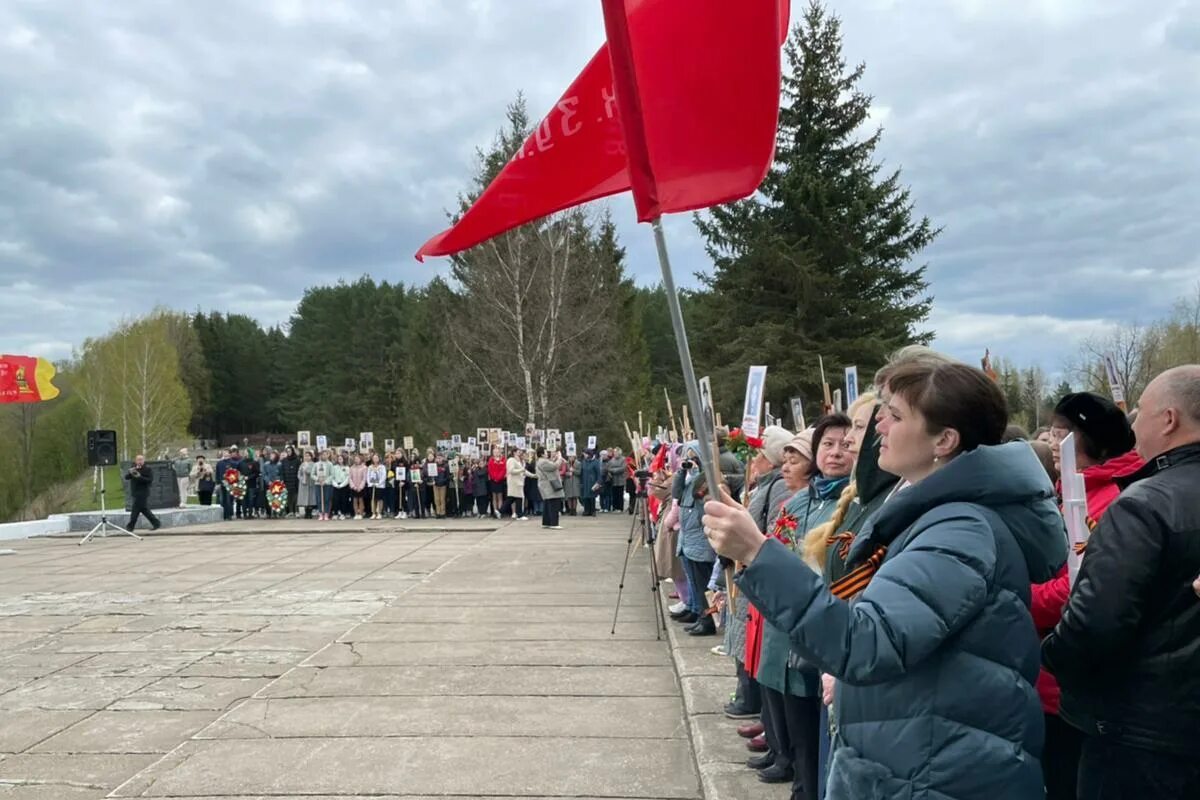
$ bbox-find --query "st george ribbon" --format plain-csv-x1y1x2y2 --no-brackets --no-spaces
417,0,790,494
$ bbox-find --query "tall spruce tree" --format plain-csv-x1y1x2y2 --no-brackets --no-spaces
693,1,936,418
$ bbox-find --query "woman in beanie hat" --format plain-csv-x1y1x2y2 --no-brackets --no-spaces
1033,392,1144,800
751,415,853,797
724,425,794,721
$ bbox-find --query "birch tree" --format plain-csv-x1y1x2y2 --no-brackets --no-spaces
444,97,630,429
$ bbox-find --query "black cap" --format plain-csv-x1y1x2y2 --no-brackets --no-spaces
1054,392,1135,460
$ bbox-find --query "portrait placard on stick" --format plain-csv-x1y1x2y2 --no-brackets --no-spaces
384,438,395,452
344,438,356,452
587,435,597,450
547,428,560,442
403,436,414,451
516,436,527,449
789,396,805,431
741,365,767,438
524,422,536,438
297,431,312,448
478,428,489,444
316,435,328,451
844,366,859,406
426,462,438,477
565,431,575,445
359,432,374,453
567,442,577,457
452,434,462,446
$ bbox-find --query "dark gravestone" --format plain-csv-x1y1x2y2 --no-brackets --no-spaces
118,460,181,511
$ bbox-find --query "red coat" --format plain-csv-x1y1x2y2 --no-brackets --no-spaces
487,457,507,483
1031,449,1144,714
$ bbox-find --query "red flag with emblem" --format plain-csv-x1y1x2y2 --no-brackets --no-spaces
0,355,60,403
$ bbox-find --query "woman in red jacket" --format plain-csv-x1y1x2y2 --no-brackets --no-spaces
486,446,508,519
1033,392,1142,800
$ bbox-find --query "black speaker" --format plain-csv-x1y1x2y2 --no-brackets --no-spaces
87,430,117,467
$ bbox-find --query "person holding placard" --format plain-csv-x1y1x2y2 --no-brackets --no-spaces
432,453,450,518
312,450,333,521
562,453,581,516
1043,366,1200,799
330,453,350,520
1031,392,1141,799
536,447,565,529
366,454,386,519
704,361,1066,800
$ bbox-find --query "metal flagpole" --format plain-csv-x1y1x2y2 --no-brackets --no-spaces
651,218,722,499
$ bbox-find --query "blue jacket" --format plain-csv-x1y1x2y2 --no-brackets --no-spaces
673,454,715,563
737,443,1066,800
580,458,603,498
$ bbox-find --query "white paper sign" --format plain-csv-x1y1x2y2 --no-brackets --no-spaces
452,434,462,445
359,432,373,453
565,431,575,444
297,430,311,447
1103,353,1126,404
845,366,859,406
567,442,577,457
344,438,356,451
384,438,395,452
403,436,414,451
741,365,768,438
1061,433,1090,587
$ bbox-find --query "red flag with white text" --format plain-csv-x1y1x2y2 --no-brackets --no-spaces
416,0,788,260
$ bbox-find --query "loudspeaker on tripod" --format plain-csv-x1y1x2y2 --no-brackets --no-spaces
87,430,117,467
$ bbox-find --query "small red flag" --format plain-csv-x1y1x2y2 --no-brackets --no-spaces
0,354,60,403
416,0,788,261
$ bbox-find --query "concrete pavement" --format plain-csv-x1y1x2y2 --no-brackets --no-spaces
0,514,732,800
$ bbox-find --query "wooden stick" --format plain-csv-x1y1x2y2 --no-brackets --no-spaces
819,355,833,414
681,405,693,441
664,388,679,441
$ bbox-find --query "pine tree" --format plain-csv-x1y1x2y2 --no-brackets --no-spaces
693,1,936,417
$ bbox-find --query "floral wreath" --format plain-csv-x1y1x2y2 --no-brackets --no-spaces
267,480,288,513
223,467,247,501
726,427,765,464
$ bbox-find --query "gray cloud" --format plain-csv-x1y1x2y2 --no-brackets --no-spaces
1,0,1196,379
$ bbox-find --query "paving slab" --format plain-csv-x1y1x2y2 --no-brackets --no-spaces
29,710,219,753
343,620,661,642
259,664,679,698
203,694,687,739
0,709,92,753
107,676,270,711
111,737,699,798
0,752,159,790
305,639,673,667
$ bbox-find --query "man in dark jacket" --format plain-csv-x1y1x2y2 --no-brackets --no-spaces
125,454,161,532
1043,364,1200,799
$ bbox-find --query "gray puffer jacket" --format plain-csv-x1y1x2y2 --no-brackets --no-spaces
736,443,1066,800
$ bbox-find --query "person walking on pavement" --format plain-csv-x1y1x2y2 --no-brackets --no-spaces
126,454,162,532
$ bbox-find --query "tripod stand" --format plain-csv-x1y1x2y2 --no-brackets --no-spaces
79,468,142,545
611,490,669,638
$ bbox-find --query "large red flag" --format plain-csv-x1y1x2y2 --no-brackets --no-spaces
416,0,788,261
600,0,785,222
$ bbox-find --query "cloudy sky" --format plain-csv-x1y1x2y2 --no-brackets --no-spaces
2,0,1197,376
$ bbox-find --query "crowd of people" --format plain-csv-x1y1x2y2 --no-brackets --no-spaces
174,441,648,531
636,348,1198,800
